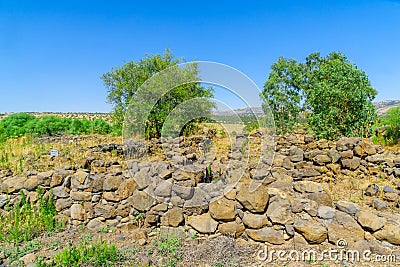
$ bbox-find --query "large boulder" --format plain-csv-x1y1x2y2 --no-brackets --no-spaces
327,211,364,245
246,227,285,245
209,197,236,221
242,212,269,229
236,182,269,213
128,190,155,212
218,221,246,237
355,210,386,232
373,222,400,245
293,219,327,244
188,213,218,234
160,207,184,227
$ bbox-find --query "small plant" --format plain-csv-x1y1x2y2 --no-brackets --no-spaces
156,232,183,267
51,240,123,267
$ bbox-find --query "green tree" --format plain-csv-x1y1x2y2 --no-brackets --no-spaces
101,49,214,138
262,52,377,139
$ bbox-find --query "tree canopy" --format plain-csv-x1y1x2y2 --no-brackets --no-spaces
101,49,214,138
262,52,377,139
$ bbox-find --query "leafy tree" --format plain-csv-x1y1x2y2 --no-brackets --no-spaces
101,49,214,138
69,119,91,135
92,118,111,134
262,52,377,139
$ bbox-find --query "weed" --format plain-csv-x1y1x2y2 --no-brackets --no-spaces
156,232,183,267
50,240,123,267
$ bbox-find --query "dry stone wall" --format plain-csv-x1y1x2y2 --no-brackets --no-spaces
1,132,400,250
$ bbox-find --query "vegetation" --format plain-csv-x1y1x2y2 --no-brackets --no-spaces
374,106,400,144
0,113,120,141
35,240,124,267
0,188,64,243
262,52,377,139
101,49,215,138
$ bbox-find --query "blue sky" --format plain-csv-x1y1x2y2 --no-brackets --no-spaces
0,0,399,112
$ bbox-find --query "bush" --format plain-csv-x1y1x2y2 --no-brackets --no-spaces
378,106,400,145
0,113,36,139
0,113,119,141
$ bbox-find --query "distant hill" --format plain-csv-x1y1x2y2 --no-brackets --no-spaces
212,100,400,118
373,100,400,117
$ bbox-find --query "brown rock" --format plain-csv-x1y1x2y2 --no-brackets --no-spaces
1,176,26,193
293,220,327,244
103,192,121,202
236,182,269,213
94,203,115,219
341,150,354,159
116,178,137,199
242,212,269,229
71,203,85,220
354,141,376,157
308,192,332,206
293,181,322,193
87,218,105,231
266,196,293,225
341,158,361,170
373,222,400,245
356,210,386,232
161,207,184,227
70,191,92,201
218,221,245,237
246,227,285,245
188,213,218,234
313,154,331,165
328,211,364,245
209,197,236,221
103,175,123,191
24,176,38,190
55,198,72,211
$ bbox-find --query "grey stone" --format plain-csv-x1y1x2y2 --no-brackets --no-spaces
172,184,194,200
52,186,69,198
188,213,218,234
336,200,360,215
154,180,172,197
0,195,7,208
383,186,396,193
317,205,336,219
128,190,155,212
371,198,388,211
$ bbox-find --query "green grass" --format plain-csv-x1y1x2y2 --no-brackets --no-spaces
36,240,124,267
0,188,64,243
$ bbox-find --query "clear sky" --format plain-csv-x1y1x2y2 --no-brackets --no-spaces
0,0,399,112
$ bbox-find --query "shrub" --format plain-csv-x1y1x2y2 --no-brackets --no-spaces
379,106,400,144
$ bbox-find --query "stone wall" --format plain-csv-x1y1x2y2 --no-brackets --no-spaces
1,132,400,249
